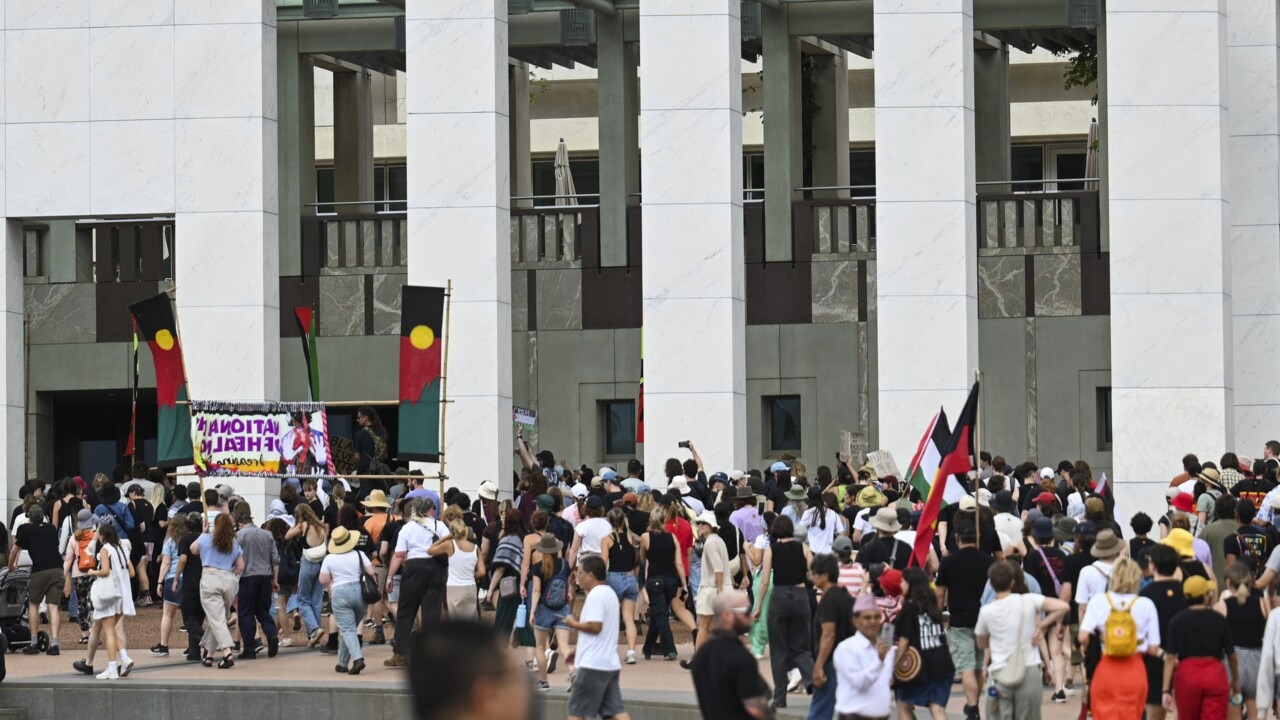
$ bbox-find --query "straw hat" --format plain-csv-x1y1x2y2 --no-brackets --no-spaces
362,489,391,509
328,527,361,554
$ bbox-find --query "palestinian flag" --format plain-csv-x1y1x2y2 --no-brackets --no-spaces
294,306,320,401
399,286,445,462
905,408,966,508
128,293,193,465
910,382,979,568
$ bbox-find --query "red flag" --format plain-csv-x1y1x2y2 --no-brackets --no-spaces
910,382,979,568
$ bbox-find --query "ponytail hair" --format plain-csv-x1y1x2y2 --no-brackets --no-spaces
1226,561,1254,605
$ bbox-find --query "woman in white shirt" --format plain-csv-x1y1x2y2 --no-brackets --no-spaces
802,493,847,555
428,518,483,620
568,496,612,565
320,526,376,675
1077,558,1162,720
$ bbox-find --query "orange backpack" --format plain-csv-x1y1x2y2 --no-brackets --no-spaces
75,529,96,572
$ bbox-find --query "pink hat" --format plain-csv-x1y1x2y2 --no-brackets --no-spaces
853,592,879,614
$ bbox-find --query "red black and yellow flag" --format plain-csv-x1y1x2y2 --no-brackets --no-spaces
128,292,193,465
399,286,445,462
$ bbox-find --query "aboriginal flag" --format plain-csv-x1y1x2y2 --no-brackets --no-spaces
399,286,445,462
128,293,193,465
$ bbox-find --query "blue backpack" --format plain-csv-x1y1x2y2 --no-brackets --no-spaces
542,561,570,610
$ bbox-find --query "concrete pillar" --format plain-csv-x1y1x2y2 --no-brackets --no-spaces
809,53,850,199
1107,0,1231,516
640,0,746,484
873,0,979,460
973,44,1011,193
2,221,21,513
597,13,639,267
509,63,534,208
333,70,374,215
1229,0,1280,455
174,0,281,518
277,24,316,276
762,4,802,261
406,1,512,496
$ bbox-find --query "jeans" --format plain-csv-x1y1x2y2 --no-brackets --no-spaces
642,576,678,658
237,575,278,650
808,659,837,720
330,583,367,667
394,559,447,656
296,557,323,635
768,585,814,705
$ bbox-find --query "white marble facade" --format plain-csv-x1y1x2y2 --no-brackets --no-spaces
873,0,980,461
1229,0,1280,457
405,0,513,496
639,0,747,485
1108,0,1233,519
0,0,281,517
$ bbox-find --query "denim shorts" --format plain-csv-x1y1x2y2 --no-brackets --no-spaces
162,577,182,606
606,572,639,602
534,602,571,631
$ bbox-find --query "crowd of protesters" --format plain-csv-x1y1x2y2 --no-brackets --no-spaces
14,415,1280,720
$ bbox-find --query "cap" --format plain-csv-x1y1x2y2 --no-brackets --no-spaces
536,494,556,512
570,483,589,499
833,535,854,554
596,466,615,479
622,492,638,505
1039,467,1055,479
769,461,788,473
1170,493,1195,513
1073,521,1099,536
586,496,604,510
879,568,903,597
710,472,729,485
1033,491,1059,506
729,470,746,482
1032,516,1055,540
601,469,618,482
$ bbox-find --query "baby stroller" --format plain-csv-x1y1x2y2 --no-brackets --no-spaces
0,568,49,653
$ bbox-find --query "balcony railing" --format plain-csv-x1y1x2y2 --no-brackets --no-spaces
511,205,596,264
85,219,175,283
977,190,1100,254
303,213,407,272
793,198,877,255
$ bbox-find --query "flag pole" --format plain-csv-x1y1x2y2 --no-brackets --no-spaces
972,368,981,552
167,296,206,517
437,279,453,497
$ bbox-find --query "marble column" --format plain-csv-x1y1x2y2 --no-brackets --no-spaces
1,221,21,513
640,0,746,483
762,3,801,261
406,1,512,495
333,69,374,215
1229,0,1280,455
1107,0,1231,517
174,1,281,518
597,13,639,267
809,52,850,199
873,0,979,460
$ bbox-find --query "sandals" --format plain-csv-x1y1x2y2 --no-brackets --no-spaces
77,635,89,645
201,649,213,667
218,653,235,669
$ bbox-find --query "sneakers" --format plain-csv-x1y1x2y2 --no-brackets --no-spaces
96,665,119,680
787,669,802,693
546,648,559,674
47,645,59,656
362,619,376,630
21,644,40,655
535,681,550,692
349,658,366,675
119,656,135,677
664,652,678,661
335,664,348,674
625,650,636,665
291,613,302,632
964,704,981,720
1052,690,1068,704
679,659,693,670
280,637,294,647
267,636,279,658
383,653,408,668
137,595,153,607
150,645,170,657
567,670,577,687
73,660,93,675
307,628,324,648
369,630,386,645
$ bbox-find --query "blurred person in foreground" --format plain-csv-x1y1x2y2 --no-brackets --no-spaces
409,620,533,720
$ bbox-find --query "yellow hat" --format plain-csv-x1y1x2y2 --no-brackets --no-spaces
1183,575,1211,599
856,486,886,507
1161,528,1195,558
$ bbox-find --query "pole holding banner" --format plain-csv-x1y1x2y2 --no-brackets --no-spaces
437,279,453,497
972,368,981,552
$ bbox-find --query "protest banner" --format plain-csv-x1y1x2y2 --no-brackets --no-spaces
868,450,902,483
330,436,357,476
513,406,537,433
191,400,335,477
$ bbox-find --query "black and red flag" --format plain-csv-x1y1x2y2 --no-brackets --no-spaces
910,381,979,568
399,286,445,462
294,306,321,401
128,293,193,465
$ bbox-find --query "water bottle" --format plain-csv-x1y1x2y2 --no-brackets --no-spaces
515,602,528,629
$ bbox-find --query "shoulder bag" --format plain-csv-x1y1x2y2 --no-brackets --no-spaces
358,553,381,604
89,547,123,607
992,595,1028,688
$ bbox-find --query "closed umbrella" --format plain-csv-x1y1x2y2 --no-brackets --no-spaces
554,138,579,259
1084,119,1099,190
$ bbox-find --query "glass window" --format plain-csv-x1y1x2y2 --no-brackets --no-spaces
387,165,407,211
603,400,636,456
1097,387,1113,451
744,153,765,200
767,395,802,453
849,151,875,197
1012,145,1045,192
531,158,601,206
316,168,335,214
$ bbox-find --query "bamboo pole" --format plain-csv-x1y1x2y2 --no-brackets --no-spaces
972,368,981,552
437,279,454,497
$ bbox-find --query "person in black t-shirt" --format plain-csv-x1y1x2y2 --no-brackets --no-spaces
935,522,993,716
811,554,855,719
1139,545,1186,717
175,522,205,661
124,483,154,606
12,505,63,654
858,508,912,573
690,589,770,720
1163,576,1237,718
1223,500,1270,577
895,567,956,716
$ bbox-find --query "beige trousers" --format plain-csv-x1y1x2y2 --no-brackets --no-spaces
199,568,239,654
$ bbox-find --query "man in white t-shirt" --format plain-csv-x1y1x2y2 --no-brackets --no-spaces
566,555,630,720
976,561,1069,719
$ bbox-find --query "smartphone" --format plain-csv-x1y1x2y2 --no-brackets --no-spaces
678,441,690,449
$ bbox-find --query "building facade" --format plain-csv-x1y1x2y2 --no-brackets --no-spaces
7,0,1273,520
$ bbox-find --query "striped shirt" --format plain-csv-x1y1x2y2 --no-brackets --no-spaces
838,561,865,597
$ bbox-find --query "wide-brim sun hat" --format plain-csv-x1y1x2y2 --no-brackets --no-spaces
328,527,360,554
784,486,807,502
1090,528,1124,559
695,510,719,529
478,480,500,501
535,532,563,555
362,490,391,509
857,486,886,507
869,507,902,533
1161,528,1195,558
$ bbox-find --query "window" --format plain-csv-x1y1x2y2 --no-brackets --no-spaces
766,395,802,453
374,164,407,212
848,151,876,197
1012,145,1045,192
743,153,765,201
602,400,636,457
531,158,601,206
1097,387,1113,451
316,167,335,214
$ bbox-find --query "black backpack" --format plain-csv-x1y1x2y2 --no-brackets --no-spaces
278,537,302,586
